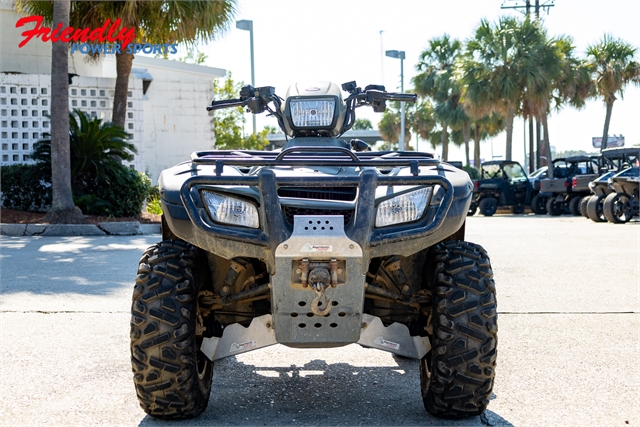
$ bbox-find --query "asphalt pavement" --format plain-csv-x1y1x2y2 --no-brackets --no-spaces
0,215,638,426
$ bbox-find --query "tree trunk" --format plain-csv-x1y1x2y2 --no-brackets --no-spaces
112,51,134,128
528,117,534,173
542,113,553,180
441,122,449,161
462,120,471,167
473,124,481,169
600,94,615,151
505,108,514,161
536,118,543,167
45,0,84,224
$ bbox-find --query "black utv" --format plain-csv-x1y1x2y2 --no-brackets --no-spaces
130,81,497,421
468,160,531,216
538,156,599,216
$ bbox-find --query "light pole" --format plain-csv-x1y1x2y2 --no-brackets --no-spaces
385,49,405,151
236,19,256,135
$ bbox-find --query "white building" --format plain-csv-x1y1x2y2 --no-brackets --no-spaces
0,0,226,183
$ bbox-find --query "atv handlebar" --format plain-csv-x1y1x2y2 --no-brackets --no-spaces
206,99,246,111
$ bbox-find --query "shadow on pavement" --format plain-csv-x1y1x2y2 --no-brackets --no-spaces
0,235,156,296
137,357,514,427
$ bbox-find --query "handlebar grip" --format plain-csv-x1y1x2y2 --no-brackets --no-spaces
206,98,246,111
384,93,417,102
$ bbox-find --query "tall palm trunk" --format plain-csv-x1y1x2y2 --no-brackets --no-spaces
600,94,615,151
473,124,481,169
441,121,449,161
505,107,514,161
462,120,471,166
112,51,134,128
528,117,534,173
45,0,84,224
541,113,554,180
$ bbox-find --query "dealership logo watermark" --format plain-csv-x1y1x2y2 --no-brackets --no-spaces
15,15,177,55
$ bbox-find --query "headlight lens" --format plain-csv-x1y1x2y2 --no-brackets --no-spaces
375,187,433,227
290,99,335,127
202,191,259,228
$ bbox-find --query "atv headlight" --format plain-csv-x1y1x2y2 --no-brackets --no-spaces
290,99,336,127
375,187,433,227
202,191,259,228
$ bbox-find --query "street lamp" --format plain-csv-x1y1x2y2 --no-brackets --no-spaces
236,19,256,135
385,49,405,151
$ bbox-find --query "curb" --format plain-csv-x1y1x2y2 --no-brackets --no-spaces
0,221,161,237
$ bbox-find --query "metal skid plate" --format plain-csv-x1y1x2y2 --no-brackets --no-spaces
357,314,431,359
272,215,365,347
201,314,277,361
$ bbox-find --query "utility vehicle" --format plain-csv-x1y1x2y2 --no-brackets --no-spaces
130,81,497,420
468,160,531,216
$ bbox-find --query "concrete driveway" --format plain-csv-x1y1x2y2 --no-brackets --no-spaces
1,216,638,426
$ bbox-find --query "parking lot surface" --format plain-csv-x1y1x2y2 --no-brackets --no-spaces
1,215,638,426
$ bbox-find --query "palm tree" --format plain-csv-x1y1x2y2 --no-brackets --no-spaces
44,0,85,224
410,101,436,152
586,34,640,150
16,1,237,128
32,110,136,193
378,104,412,150
413,35,466,161
461,17,549,161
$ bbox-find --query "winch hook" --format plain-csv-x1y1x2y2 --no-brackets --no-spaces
310,283,333,317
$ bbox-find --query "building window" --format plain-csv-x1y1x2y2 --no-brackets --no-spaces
11,121,18,127
0,110,5,116
127,91,132,97
32,132,38,139
42,110,48,117
11,110,17,116
22,134,28,140
31,99,37,105
32,110,38,117
81,100,87,107
1,133,6,139
32,121,38,128
127,112,133,119
11,99,17,105
42,99,48,106
99,90,105,97
43,121,49,128
21,99,27,105
71,100,77,107
22,110,28,116
0,98,6,105
22,143,29,149
81,89,86,96
100,101,106,107
128,133,133,139
2,155,8,161
13,154,19,161
90,111,97,117
90,101,96,107
10,87,16,94
23,155,29,161
90,90,96,96
12,143,18,149
1,143,6,149
128,123,133,129
1,121,6,127
22,121,28,128
0,87,5,93
71,89,77,96
20,88,27,94
127,102,133,108
31,88,37,94
41,88,47,95
11,132,18,138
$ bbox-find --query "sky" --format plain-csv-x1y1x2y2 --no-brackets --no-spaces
182,0,640,166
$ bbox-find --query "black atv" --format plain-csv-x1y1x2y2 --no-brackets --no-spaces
585,147,640,222
468,160,531,216
602,167,640,223
130,82,497,420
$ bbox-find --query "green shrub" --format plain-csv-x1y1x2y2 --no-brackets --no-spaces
464,165,480,180
78,165,152,217
0,164,51,211
146,185,163,215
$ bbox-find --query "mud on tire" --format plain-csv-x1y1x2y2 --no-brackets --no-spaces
421,240,497,418
130,239,214,419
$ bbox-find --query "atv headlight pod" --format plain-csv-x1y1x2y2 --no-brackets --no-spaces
289,98,336,128
202,191,259,229
375,187,433,227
